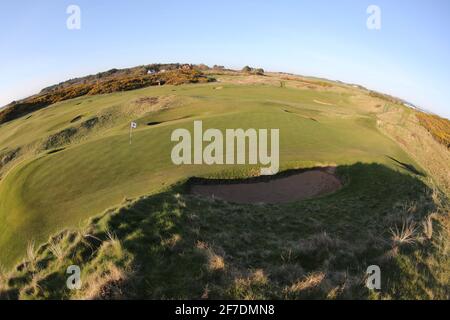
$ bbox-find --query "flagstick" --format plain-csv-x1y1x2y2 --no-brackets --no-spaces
129,126,132,145
129,122,137,144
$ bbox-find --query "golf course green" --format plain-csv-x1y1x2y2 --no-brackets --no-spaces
0,71,448,299
0,81,415,266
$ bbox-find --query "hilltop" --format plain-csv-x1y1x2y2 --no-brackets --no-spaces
0,64,214,125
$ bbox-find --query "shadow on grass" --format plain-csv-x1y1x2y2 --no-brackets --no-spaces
47,148,65,155
2,163,445,299
386,155,424,176
99,162,440,299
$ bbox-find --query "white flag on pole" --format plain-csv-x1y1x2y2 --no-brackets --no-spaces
129,122,137,144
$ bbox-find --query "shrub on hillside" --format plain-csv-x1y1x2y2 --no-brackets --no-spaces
416,112,450,148
241,66,265,75
0,68,215,125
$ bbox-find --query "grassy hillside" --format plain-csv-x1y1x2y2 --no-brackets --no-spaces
416,112,450,148
0,82,418,266
1,164,448,299
0,70,448,299
0,65,213,125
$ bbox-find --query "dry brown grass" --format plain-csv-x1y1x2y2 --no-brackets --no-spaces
196,241,226,271
79,263,127,300
377,108,450,195
287,272,326,293
390,219,418,246
0,264,8,294
102,231,125,260
423,214,436,240
416,112,450,148
105,229,119,243
162,234,182,249
26,241,36,263
49,238,64,262
251,269,268,285
230,269,270,300
209,254,225,271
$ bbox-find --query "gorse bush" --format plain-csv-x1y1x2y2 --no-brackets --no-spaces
0,66,214,125
416,112,450,148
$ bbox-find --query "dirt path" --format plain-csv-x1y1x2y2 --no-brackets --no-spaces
190,168,342,204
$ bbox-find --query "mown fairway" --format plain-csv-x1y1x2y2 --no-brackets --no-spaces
0,80,421,268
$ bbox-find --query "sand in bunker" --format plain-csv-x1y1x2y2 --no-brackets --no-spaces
190,168,342,204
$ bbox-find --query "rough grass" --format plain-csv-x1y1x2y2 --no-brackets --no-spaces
1,163,448,300
416,112,450,148
377,105,450,195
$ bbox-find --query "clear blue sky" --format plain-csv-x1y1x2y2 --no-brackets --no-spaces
1,0,449,118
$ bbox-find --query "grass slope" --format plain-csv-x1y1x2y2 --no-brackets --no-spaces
1,163,448,299
0,83,418,267
0,72,448,300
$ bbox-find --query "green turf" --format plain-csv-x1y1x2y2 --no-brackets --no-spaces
0,82,422,268
1,163,447,299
